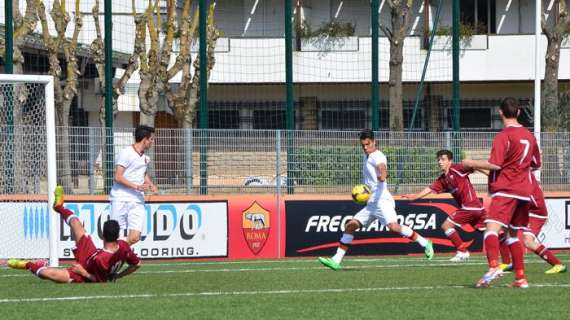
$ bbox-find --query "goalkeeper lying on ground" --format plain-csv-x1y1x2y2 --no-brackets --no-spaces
8,186,141,283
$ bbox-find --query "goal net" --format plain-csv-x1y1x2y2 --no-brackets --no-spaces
0,74,58,266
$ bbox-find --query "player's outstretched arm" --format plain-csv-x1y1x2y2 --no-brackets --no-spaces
474,168,490,176
462,159,500,171
402,187,433,201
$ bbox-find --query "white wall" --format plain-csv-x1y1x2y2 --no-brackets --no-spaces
207,35,570,83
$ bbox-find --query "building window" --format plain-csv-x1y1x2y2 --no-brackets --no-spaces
209,110,240,129
461,0,496,34
319,100,369,130
253,110,286,129
321,109,367,130
404,108,424,130
446,107,492,129
23,52,50,74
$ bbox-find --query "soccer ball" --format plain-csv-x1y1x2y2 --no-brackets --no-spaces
351,184,371,205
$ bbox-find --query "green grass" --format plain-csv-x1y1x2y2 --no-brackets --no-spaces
1,254,569,319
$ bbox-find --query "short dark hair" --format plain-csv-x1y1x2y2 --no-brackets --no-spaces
436,149,453,160
499,97,520,119
103,220,120,242
134,125,155,142
359,129,374,141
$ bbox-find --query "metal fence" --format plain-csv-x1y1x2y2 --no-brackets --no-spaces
42,128,569,195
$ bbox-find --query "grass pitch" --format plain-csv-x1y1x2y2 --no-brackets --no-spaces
1,254,568,319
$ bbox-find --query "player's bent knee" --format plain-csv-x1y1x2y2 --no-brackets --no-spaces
523,234,537,247
441,220,453,230
127,232,141,245
386,222,401,233
344,219,361,233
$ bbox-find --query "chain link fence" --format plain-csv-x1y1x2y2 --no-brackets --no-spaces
14,127,565,196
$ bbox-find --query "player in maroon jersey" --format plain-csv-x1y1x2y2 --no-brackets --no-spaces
463,97,540,288
403,149,486,262
8,186,141,283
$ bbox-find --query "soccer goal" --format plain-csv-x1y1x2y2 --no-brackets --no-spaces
0,74,58,267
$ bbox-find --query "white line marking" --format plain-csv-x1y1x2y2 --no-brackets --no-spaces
135,253,570,267
0,259,561,278
1,283,569,304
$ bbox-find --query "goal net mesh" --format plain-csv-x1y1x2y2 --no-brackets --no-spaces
0,80,50,260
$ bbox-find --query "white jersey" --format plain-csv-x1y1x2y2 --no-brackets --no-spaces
109,146,150,203
362,150,393,202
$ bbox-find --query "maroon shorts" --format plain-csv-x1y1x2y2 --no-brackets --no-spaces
67,235,97,283
526,214,547,236
67,269,89,283
447,209,486,231
485,196,530,229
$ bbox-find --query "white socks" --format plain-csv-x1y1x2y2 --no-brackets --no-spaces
332,247,346,264
332,233,354,264
401,225,428,247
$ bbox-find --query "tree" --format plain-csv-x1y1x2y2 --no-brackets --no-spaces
541,0,570,132
380,0,414,132
166,1,219,128
90,0,145,126
136,0,218,128
37,0,83,191
0,0,39,74
0,0,39,123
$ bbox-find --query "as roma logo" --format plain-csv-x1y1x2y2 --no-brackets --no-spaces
242,201,271,255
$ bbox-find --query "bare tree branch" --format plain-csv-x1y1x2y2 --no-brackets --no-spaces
167,2,199,80
159,0,177,71
62,0,82,101
380,25,393,40
37,0,83,191
13,0,38,40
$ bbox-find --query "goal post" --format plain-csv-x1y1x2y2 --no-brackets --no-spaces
0,74,58,267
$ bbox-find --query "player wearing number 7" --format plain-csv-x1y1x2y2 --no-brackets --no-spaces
463,97,540,288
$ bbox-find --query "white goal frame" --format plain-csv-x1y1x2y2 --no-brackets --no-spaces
0,74,58,267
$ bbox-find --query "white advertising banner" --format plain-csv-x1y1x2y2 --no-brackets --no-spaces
59,202,228,259
538,199,570,249
0,202,50,259
0,201,228,259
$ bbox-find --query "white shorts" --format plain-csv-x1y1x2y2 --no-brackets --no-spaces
353,198,398,227
110,201,146,232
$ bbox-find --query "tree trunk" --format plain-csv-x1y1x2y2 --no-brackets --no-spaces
542,36,563,132
55,99,74,191
138,75,160,126
383,1,412,132
541,1,570,131
389,38,405,132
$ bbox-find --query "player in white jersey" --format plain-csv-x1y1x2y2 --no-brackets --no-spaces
318,129,434,270
110,125,158,245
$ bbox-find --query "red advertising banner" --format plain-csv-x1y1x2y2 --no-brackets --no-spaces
227,196,286,259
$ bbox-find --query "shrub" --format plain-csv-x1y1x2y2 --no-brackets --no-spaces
292,145,441,186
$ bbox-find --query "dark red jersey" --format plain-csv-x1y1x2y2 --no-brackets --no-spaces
529,174,547,217
85,240,140,282
430,163,483,210
488,125,539,199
